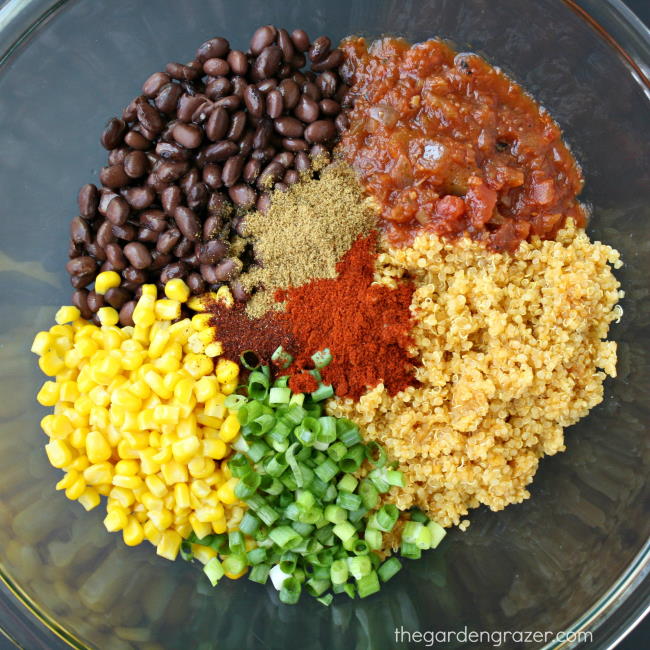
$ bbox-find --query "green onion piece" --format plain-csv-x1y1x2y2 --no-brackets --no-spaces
252,414,275,435
283,404,307,427
330,558,349,584
348,507,368,525
309,368,322,382
400,541,421,559
248,370,270,400
279,551,298,574
269,525,302,549
228,453,251,478
224,394,247,410
317,593,334,606
203,557,225,586
239,512,261,537
238,400,263,426
295,424,316,447
351,539,370,555
336,419,361,446
222,553,247,576
280,471,298,492
260,363,271,379
337,474,358,493
337,491,362,511
327,441,347,462
296,489,315,510
322,483,338,503
409,508,429,524
286,443,304,487
289,392,305,406
247,547,267,565
291,521,315,538
332,521,356,543
356,570,380,598
180,540,193,562
342,534,359,552
324,504,347,524
311,348,332,368
284,502,301,521
315,524,334,545
261,476,283,496
401,521,423,545
315,416,337,449
273,375,290,388
311,382,334,402
314,458,338,483
359,479,379,510
279,576,301,604
257,503,280,526
306,578,330,597
208,534,228,552
234,471,261,499
247,440,271,463
264,452,288,478
309,476,329,499
364,527,382,551
228,530,246,554
249,563,271,584
268,420,292,441
427,520,447,548
269,386,291,405
240,350,261,370
339,444,365,473
365,441,387,468
378,557,402,582
375,504,399,532
271,346,294,369
348,555,372,580
343,583,356,599
386,470,405,487
368,468,390,493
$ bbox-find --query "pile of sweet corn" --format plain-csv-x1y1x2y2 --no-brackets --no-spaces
32,275,248,570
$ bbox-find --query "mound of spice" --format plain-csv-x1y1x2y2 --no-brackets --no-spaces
241,163,377,317
279,232,416,400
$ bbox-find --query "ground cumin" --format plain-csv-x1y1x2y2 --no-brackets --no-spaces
240,163,377,317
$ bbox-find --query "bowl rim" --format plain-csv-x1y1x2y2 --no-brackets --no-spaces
0,0,648,648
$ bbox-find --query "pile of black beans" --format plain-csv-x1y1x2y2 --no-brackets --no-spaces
67,25,349,325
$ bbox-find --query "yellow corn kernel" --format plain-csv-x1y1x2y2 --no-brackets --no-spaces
191,543,217,564
75,337,97,358
169,319,192,343
191,313,212,330
144,473,167,497
121,338,143,352
128,378,151,400
83,462,114,486
219,414,240,442
97,483,111,496
191,479,211,499
39,351,65,376
222,464,232,480
95,271,121,294
86,431,112,464
194,504,225,523
161,460,188,485
97,306,119,327
122,351,145,371
203,491,221,508
45,439,74,469
112,388,142,412
55,305,81,325
187,332,206,354
155,299,182,321
197,413,223,429
69,456,90,472
224,567,248,580
204,469,224,487
101,326,123,351
152,445,173,464
104,507,128,532
156,529,182,561
115,459,139,476
137,409,157,431
41,413,72,439
65,475,86,500
133,298,155,328
132,323,150,344
215,285,234,308
148,431,161,448
123,516,145,546
123,431,149,450
175,521,192,540
211,518,227,535
78,487,101,511
187,292,219,312
59,380,80,403
194,376,218,403
154,405,181,426
107,373,127,394
204,342,223,358
143,521,163,546
88,406,109,431
37,381,60,406
141,284,158,299
188,456,215,479
148,508,173,531
69,427,88,450
188,514,211,540
112,474,142,490
171,436,201,464
221,380,238,396
141,492,164,512
173,377,194,406
143,370,172,399
140,451,160,478
216,479,238,505
164,278,190,303
196,328,214,345
88,385,110,407
61,406,87,429
31,331,53,355
215,358,239,384
64,348,83,369
184,353,213,378
174,483,191,509
202,426,220,440
203,438,227,460
153,354,180,374
205,393,227,414
109,486,135,508
148,328,170,359
55,470,78,491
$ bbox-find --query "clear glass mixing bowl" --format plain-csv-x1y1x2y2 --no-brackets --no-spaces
0,1,648,648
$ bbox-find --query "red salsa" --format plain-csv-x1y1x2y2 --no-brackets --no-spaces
338,37,586,251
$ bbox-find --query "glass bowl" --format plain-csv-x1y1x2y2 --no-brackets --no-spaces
0,1,648,648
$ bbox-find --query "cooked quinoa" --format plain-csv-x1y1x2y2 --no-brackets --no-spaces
328,221,623,528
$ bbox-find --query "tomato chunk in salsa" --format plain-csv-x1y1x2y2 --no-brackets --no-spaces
338,37,586,251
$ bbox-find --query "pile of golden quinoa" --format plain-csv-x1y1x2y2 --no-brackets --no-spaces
329,221,623,528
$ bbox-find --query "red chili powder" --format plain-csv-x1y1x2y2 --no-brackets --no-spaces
277,232,416,400
288,372,319,394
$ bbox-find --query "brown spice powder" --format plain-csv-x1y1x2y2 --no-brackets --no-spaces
240,163,377,317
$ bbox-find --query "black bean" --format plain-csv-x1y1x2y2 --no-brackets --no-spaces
156,141,191,161
103,197,129,226
182,251,199,268
68,240,83,259
70,216,92,245
244,85,264,117
78,184,99,218
294,95,320,123
139,209,167,232
231,215,247,236
156,228,181,254
243,158,262,183
166,62,199,81
66,256,96,276
174,206,201,240
302,81,321,102
266,89,284,119
111,223,136,241
290,53,306,69
187,183,209,210
122,96,141,122
86,290,104,312
276,28,295,62
214,95,241,111
312,49,344,72
198,239,228,264
196,37,230,62
281,137,308,152
319,99,340,116
202,140,239,162
239,130,255,157
273,151,294,168
70,272,95,289
252,119,273,149
230,280,250,303
108,147,129,166
119,300,136,326
203,57,230,76
309,36,331,63
98,190,118,216
283,169,300,185
257,161,285,189
174,95,201,122
279,79,300,110
172,122,202,149
101,118,127,150
160,261,189,283
251,146,276,163
274,182,289,192
156,160,189,183
123,242,152,269
226,111,246,141
317,71,338,98
208,191,231,217
228,184,257,208
123,151,148,178
206,76,232,101
124,186,156,210
257,79,278,94
294,151,311,173
124,130,151,151
203,215,222,240
231,76,248,99
203,164,223,189
96,221,116,248
99,164,129,189
253,46,282,80
179,168,200,195
105,243,127,270
86,240,107,261
205,107,230,141
155,83,183,114
256,192,272,214
273,116,304,138
150,250,173,270
142,72,171,98
187,272,206,294
290,29,310,52
199,264,220,284
161,185,182,215
214,258,240,281
104,287,131,309
123,266,148,284
136,102,164,134
227,50,249,76
304,119,336,143
292,71,307,85
222,155,245,187
192,101,214,124
250,25,277,55
72,289,92,319
335,112,349,132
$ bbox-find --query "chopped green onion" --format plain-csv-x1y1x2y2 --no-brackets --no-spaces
222,554,247,576
311,382,334,402
375,504,399,532
400,541,421,559
365,441,387,467
238,400,264,426
364,527,382,551
317,593,333,606
368,468,390,493
327,441,347,462
337,474,358,493
336,491,362,511
269,386,291,405
306,578,331,597
324,504,347,524
356,571,380,598
203,557,225,586
180,540,193,562
248,370,270,400
428,520,447,548
279,551,298,574
359,479,379,510
314,458,338,483
249,563,271,584
228,453,252,478
332,521,356,543
409,508,429,524
311,348,332,368
247,440,271,463
234,471,261,499
224,394,247,410
336,419,361,447
228,530,246,554
239,512,261,536
351,539,370,555
279,576,301,604
253,413,276,435
386,470,405,487
273,375,290,388
264,452,288,477
271,346,294,369
240,350,261,370
330,558,349,584
289,392,305,406
378,557,402,582
269,525,302,549
339,444,365,473
247,547,267,565
348,555,372,579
